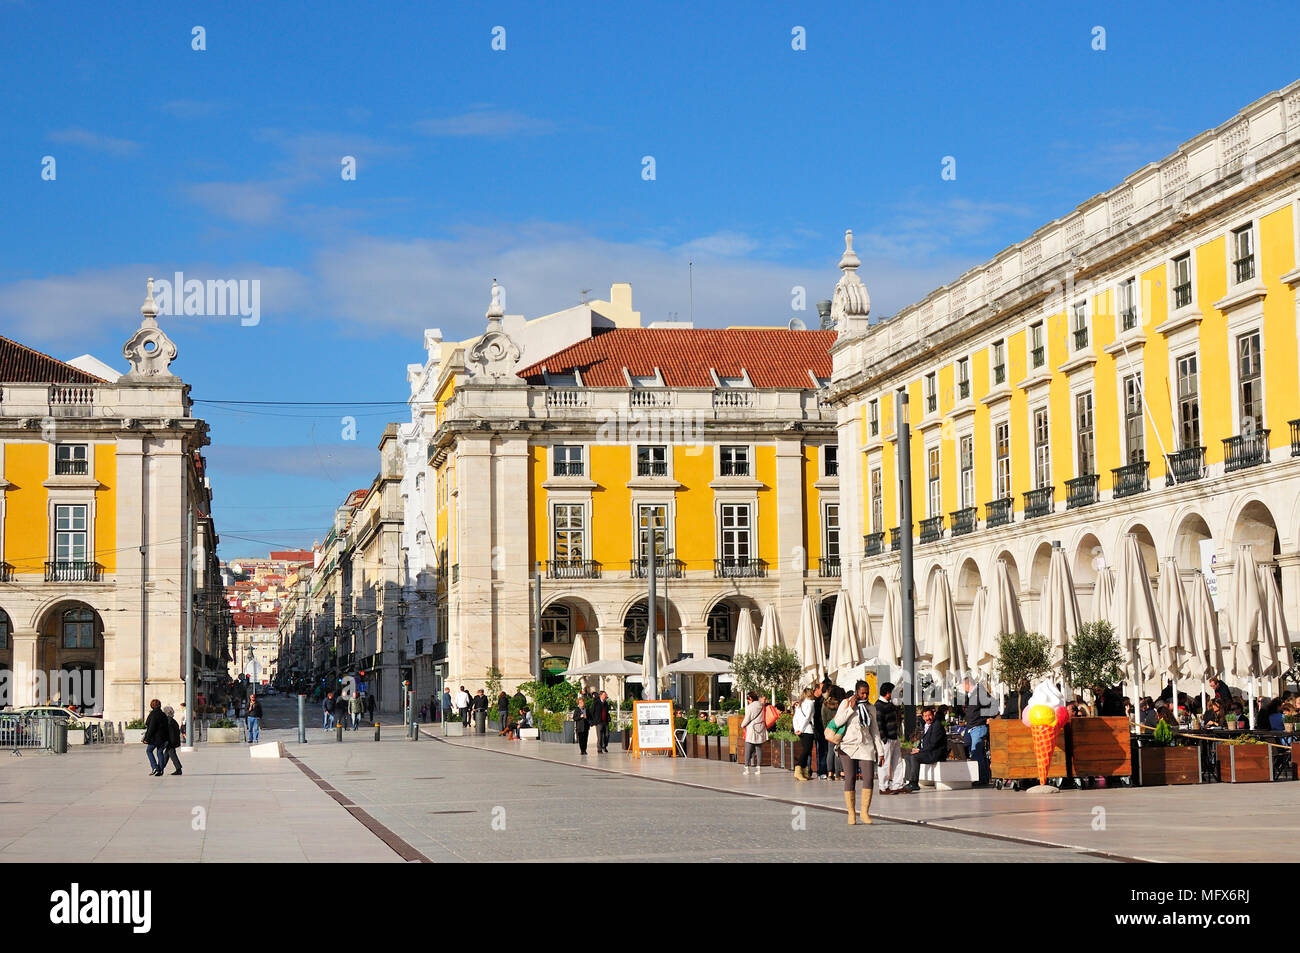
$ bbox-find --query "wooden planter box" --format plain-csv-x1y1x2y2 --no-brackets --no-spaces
1218,743,1272,782
1135,744,1201,785
989,719,1066,781
1069,717,1132,778
728,715,742,760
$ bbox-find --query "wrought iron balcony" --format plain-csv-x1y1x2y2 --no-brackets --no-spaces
1166,446,1205,485
720,459,750,477
863,532,884,557
637,460,668,477
1291,419,1300,457
1073,327,1089,350
714,557,767,579
1024,486,1054,519
552,460,584,477
0,562,13,582
918,516,944,544
1234,255,1255,284
870,419,879,436
818,556,841,578
958,380,970,399
1173,282,1192,309
1223,430,1270,472
926,394,937,414
54,458,88,476
1112,459,1150,499
546,559,601,580
993,364,1006,385
889,527,904,552
44,560,103,583
985,498,1014,528
1030,346,1044,368
950,507,977,537
630,557,685,579
1066,473,1098,509
1121,307,1137,331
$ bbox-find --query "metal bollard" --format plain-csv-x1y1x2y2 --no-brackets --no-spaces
374,723,380,742
297,694,306,744
336,722,343,743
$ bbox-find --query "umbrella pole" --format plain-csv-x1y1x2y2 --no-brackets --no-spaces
1248,678,1256,730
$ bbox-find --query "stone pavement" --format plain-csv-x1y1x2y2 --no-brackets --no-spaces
432,728,1300,863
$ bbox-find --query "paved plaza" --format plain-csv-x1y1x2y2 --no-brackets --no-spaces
0,695,1292,862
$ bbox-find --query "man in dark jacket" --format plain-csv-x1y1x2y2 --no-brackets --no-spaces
143,699,170,776
573,695,591,755
163,706,183,776
903,706,949,792
812,680,828,779
962,677,991,786
334,692,348,727
323,692,335,730
875,682,905,793
589,691,612,753
366,693,376,722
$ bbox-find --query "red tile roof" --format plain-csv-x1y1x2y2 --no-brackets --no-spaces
516,327,836,388
0,335,104,384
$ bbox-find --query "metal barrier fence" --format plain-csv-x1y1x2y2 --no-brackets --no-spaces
0,714,59,750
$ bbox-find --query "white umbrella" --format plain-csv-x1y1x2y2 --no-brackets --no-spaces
925,569,965,701
640,630,671,698
828,588,864,681
566,633,590,689
1257,565,1289,687
568,658,640,676
983,559,1025,667
661,657,733,675
1109,534,1168,707
1042,544,1082,671
733,609,759,656
1185,570,1217,683
877,579,902,669
1158,559,1193,679
794,595,827,685
967,585,990,676
1226,545,1264,685
758,603,782,651
1091,567,1115,624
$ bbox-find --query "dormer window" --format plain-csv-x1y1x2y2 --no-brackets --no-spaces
630,374,658,388
548,372,578,387
718,375,747,388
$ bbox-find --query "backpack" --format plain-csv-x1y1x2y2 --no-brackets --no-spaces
763,703,780,730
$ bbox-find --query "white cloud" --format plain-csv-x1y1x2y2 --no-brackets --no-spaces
184,182,288,225
47,127,140,156
415,109,556,138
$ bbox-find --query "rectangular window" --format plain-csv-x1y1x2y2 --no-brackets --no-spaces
992,341,1007,384
1033,407,1051,488
924,373,937,414
869,399,879,436
707,609,731,643
720,445,750,476
1238,331,1263,434
636,444,667,477
1119,278,1137,331
959,435,974,508
1172,253,1192,309
553,445,583,477
994,422,1011,499
1123,373,1145,462
1076,392,1095,475
1072,300,1089,350
552,504,586,562
927,447,941,517
870,469,883,532
720,504,752,560
637,504,668,560
55,444,89,476
1232,225,1255,284
823,444,838,477
1029,323,1044,368
823,504,840,559
541,606,571,644
55,504,88,563
1176,353,1201,449
957,357,971,398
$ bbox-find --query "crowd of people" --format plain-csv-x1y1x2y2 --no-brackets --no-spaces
320,690,376,731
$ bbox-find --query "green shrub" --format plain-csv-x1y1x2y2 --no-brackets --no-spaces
620,698,635,712
994,631,1053,692
768,730,799,742
518,679,578,715
536,712,564,733
774,712,793,734
126,718,147,729
732,647,802,705
686,717,725,737
211,718,235,728
1061,621,1125,706
1152,719,1174,745
719,697,741,712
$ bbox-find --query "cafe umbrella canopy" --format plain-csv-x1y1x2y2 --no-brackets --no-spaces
733,608,759,657
1257,563,1290,693
1091,566,1116,625
877,574,903,671
981,558,1025,694
1157,557,1194,711
1109,533,1168,707
827,586,865,684
1186,569,1219,685
794,594,828,686
565,658,640,711
1041,542,1082,686
566,632,591,691
1226,545,1267,727
758,603,783,651
926,568,965,702
967,585,990,677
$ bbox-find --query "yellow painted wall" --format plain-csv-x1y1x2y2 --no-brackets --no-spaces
4,443,46,573
754,445,777,562
672,446,713,570
1195,236,1229,465
1261,205,1300,438
94,444,116,572
803,447,819,564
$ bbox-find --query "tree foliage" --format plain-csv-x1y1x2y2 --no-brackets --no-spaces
994,631,1052,692
1060,620,1125,703
484,666,503,700
731,647,803,705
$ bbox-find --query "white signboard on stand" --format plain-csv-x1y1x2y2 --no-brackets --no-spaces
632,700,675,756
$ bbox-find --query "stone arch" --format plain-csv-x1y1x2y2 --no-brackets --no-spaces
1073,532,1104,588
1168,509,1213,573
991,549,1021,595
1117,520,1160,579
868,575,889,617
621,597,683,661
34,600,105,711
699,593,761,658
1225,497,1281,563
539,594,600,660
1027,539,1055,628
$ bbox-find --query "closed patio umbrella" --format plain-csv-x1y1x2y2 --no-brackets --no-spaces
967,585,990,676
1257,564,1289,689
926,568,965,702
1157,558,1193,715
1042,543,1082,673
877,578,902,670
641,630,671,699
1226,545,1264,687
1091,567,1115,624
827,588,864,683
733,609,759,657
794,595,827,685
1109,534,1168,708
758,603,782,651
566,632,591,690
1185,570,1217,682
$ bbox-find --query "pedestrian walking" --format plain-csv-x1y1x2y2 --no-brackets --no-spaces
962,677,991,787
333,691,348,729
163,706,183,776
740,691,769,776
246,694,263,743
349,693,363,731
590,690,612,752
455,685,471,727
143,699,169,777
792,687,816,781
812,680,829,779
442,687,453,722
822,686,844,779
875,681,906,794
496,691,510,732
178,702,188,745
832,679,884,825
367,693,376,723
322,692,335,730
573,694,590,755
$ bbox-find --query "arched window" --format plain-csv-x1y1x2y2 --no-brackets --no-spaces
62,606,95,649
0,609,10,649
624,601,648,643
541,604,571,643
819,594,838,651
707,604,731,642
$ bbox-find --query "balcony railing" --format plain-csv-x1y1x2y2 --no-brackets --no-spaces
546,559,601,580
1234,255,1255,284
714,557,767,579
630,557,685,579
1024,486,1054,519
958,380,970,399
985,498,1014,528
1223,430,1270,472
926,394,937,414
1166,446,1205,485
870,418,879,436
1173,282,1192,309
720,459,750,477
863,532,884,557
0,562,13,582
1121,307,1137,331
1073,327,1089,350
637,460,668,477
1291,419,1300,457
1112,459,1150,498
54,458,88,476
49,385,95,418
713,389,754,409
818,556,841,577
45,560,103,583
993,364,1006,385
1066,474,1099,509
889,527,903,552
1030,346,1044,368
950,507,977,537
545,388,588,409
553,460,584,477
919,516,944,544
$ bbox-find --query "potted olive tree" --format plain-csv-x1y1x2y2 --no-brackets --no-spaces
1061,621,1137,781
990,631,1057,783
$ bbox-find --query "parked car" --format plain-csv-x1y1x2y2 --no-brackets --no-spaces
13,706,99,727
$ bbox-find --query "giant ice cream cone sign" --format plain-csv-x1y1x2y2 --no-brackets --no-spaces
1021,682,1069,785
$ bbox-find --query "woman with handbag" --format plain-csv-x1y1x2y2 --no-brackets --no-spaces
829,680,885,825
792,688,817,781
822,687,845,779
739,691,768,776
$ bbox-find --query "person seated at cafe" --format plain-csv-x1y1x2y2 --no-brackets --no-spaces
903,707,949,793
1154,705,1177,729
1202,700,1226,728
1268,701,1294,732
1138,697,1157,728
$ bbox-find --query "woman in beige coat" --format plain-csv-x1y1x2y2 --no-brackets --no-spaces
739,691,769,776
832,680,884,824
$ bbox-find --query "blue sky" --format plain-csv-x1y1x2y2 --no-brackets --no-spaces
2,1,1296,555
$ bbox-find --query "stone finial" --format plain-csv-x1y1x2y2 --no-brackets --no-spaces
468,279,522,381
486,278,505,322
140,276,159,326
838,229,861,272
830,229,871,334
123,277,178,379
